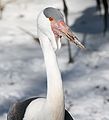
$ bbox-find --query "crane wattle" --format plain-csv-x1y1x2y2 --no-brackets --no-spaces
51,19,85,49
50,20,62,40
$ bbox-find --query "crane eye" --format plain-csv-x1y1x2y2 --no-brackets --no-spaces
49,17,54,21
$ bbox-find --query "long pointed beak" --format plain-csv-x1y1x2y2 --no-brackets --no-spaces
58,21,85,49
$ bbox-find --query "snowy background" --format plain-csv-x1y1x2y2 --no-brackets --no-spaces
0,0,109,120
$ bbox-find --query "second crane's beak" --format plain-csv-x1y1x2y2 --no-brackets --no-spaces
55,21,85,49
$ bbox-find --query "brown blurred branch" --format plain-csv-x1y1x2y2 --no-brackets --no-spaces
96,0,101,11
0,0,16,19
62,0,74,63
102,0,108,34
96,0,109,35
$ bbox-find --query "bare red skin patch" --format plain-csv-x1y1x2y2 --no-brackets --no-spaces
58,21,65,26
49,17,54,21
50,19,62,39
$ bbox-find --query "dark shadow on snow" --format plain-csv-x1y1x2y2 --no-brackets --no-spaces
70,6,109,51
71,6,109,34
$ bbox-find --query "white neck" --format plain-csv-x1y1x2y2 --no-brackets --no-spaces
38,29,65,119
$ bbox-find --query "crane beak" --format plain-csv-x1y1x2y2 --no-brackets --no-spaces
57,21,85,49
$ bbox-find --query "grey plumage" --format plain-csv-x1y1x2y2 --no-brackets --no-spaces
43,7,64,21
7,97,38,120
7,97,74,120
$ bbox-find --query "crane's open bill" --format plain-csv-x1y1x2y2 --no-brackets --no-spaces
61,30,85,49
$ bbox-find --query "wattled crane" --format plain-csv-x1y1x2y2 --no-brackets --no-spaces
7,7,84,120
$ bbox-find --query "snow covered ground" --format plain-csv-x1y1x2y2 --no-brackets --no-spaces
0,0,109,120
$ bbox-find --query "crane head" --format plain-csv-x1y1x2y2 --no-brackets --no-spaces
37,7,85,51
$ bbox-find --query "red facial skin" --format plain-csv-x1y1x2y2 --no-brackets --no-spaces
49,17,85,49
49,17,62,39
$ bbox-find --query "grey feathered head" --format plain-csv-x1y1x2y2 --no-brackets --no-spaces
43,7,64,21
38,7,85,50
